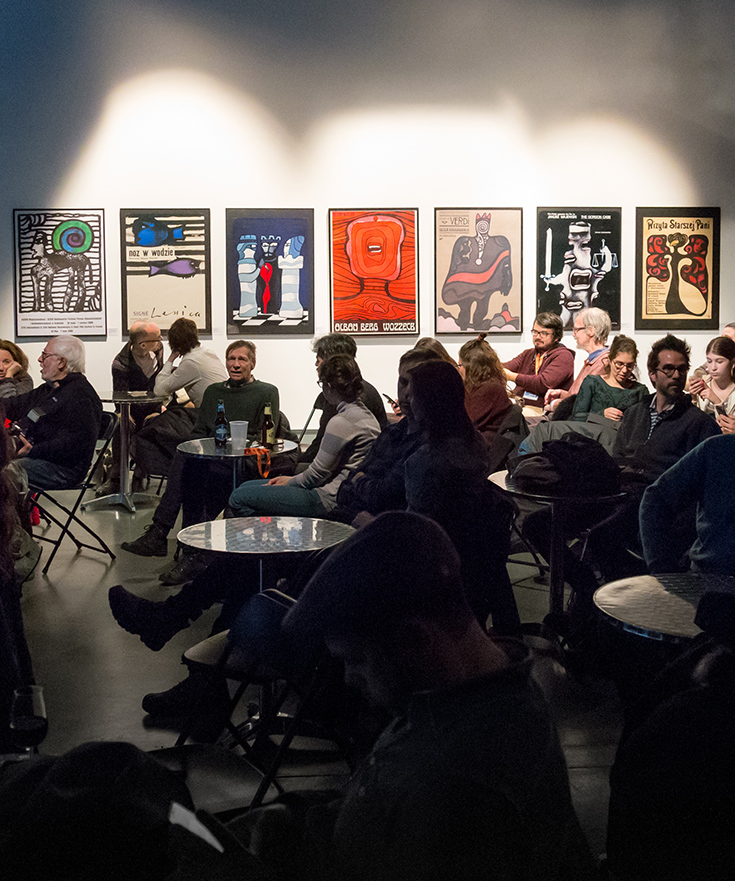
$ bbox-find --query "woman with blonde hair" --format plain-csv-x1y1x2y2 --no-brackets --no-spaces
457,333,512,441
0,341,33,399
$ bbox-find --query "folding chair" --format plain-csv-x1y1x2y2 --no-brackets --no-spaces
31,410,118,575
165,589,347,813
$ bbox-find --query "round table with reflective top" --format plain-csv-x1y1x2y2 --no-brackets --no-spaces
177,438,298,489
177,515,355,591
594,572,735,643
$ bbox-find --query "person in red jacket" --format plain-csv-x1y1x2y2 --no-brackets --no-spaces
503,312,574,419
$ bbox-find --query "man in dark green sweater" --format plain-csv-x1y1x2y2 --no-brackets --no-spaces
121,340,288,581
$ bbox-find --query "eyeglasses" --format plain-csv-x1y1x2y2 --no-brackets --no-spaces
531,328,553,337
656,364,688,377
611,359,635,371
572,325,587,335
39,351,60,361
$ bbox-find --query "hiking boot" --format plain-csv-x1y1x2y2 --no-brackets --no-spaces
108,584,192,651
142,670,229,717
158,551,209,586
121,524,169,557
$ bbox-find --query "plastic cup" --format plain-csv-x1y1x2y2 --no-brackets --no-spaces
230,421,249,450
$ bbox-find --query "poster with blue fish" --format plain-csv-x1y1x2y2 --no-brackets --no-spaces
120,209,211,333
226,208,314,336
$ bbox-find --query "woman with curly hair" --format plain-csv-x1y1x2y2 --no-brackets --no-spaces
458,333,512,441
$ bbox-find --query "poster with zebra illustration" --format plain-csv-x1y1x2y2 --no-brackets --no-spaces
120,209,211,334
635,207,720,330
226,208,314,336
330,208,418,335
14,209,106,338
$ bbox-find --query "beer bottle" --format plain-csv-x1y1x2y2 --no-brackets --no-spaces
214,399,228,448
261,402,276,448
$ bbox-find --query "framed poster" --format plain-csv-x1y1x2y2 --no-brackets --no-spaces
436,208,522,334
120,209,211,334
329,208,418,335
537,208,621,330
14,209,106,338
226,208,314,336
635,207,720,330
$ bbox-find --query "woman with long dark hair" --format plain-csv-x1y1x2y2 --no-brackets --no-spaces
458,334,512,440
404,360,520,635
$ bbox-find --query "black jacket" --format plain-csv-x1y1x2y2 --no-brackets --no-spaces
5,373,102,474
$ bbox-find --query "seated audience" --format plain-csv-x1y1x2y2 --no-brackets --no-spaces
606,591,735,881
0,340,33,399
4,335,102,490
121,341,287,584
405,360,520,634
110,349,437,660
640,433,735,575
229,354,380,519
571,334,647,422
503,311,574,418
97,321,164,496
133,318,227,481
688,334,735,434
523,334,721,622
299,334,386,466
270,512,595,881
544,306,611,415
457,334,512,442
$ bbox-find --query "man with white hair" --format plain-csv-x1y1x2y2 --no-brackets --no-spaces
4,334,102,489
544,306,611,415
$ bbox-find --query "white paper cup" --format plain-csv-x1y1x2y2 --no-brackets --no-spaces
230,421,249,450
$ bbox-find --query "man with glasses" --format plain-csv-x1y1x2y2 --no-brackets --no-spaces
503,312,574,418
4,335,102,490
96,321,165,496
579,334,720,589
544,307,611,416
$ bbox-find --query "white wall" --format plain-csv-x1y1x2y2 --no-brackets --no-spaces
1,0,734,425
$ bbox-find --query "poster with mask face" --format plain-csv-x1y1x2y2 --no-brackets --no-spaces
226,208,314,336
635,207,720,330
330,208,418,335
536,208,621,330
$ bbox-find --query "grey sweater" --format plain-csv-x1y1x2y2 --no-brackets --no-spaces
291,400,381,509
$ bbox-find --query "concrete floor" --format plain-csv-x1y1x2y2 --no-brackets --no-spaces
19,487,623,858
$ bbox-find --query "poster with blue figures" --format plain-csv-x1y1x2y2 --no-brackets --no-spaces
226,208,314,336
120,209,211,333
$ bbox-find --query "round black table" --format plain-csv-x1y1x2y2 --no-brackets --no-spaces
177,515,354,591
489,469,625,619
84,390,168,513
594,572,735,643
177,438,298,490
